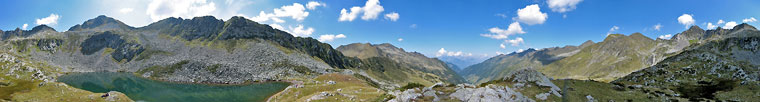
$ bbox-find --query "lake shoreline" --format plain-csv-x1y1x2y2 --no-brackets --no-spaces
58,72,293,102
61,71,294,86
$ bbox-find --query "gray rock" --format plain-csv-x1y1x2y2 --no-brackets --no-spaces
535,93,550,100
449,85,534,102
586,95,596,102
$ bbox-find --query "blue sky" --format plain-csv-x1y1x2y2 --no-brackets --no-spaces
2,0,760,63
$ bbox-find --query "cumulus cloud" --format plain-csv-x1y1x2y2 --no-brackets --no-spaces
306,1,324,10
146,0,216,22
269,23,285,30
607,26,619,35
481,22,525,39
515,4,548,25
339,0,385,21
653,23,662,31
743,17,757,23
289,25,315,37
22,24,28,30
35,14,60,26
546,0,583,13
505,37,524,46
397,38,403,42
250,3,311,23
436,48,472,57
677,14,695,27
516,49,525,53
500,43,506,49
724,21,738,28
658,34,672,39
318,34,346,42
717,19,725,25
120,8,134,14
384,12,399,21
706,22,718,29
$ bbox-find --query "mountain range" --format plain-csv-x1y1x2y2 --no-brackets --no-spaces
1,15,759,101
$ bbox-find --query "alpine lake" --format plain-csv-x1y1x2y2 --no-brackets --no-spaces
57,72,290,102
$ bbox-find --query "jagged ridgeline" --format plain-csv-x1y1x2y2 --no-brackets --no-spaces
613,25,760,101
139,16,357,69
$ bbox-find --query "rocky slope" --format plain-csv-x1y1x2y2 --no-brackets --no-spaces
3,15,350,84
614,29,760,101
337,43,467,88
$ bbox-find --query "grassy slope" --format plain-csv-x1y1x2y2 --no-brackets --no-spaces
268,73,386,102
540,33,658,82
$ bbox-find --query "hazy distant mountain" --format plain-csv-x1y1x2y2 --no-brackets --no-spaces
460,43,589,83
437,56,488,69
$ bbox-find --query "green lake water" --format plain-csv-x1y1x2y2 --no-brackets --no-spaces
57,72,289,102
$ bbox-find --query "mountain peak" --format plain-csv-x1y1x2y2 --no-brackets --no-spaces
580,40,594,46
687,25,703,31
732,23,757,31
68,15,133,31
30,25,56,33
672,25,706,40
603,34,625,41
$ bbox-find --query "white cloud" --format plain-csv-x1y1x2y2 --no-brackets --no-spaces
397,38,403,42
495,13,508,18
481,22,525,39
743,17,757,23
409,24,417,28
339,7,361,21
500,43,506,49
289,25,315,37
306,1,324,10
515,4,548,25
251,3,311,23
22,24,28,30
35,14,60,26
546,0,583,13
607,26,619,35
724,21,738,28
269,23,285,31
436,48,471,57
717,19,725,25
339,0,385,21
677,14,695,27
384,12,399,21
318,34,346,42
658,34,672,39
706,22,718,29
120,8,134,14
653,23,662,31
516,49,525,53
505,37,524,46
146,0,216,22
